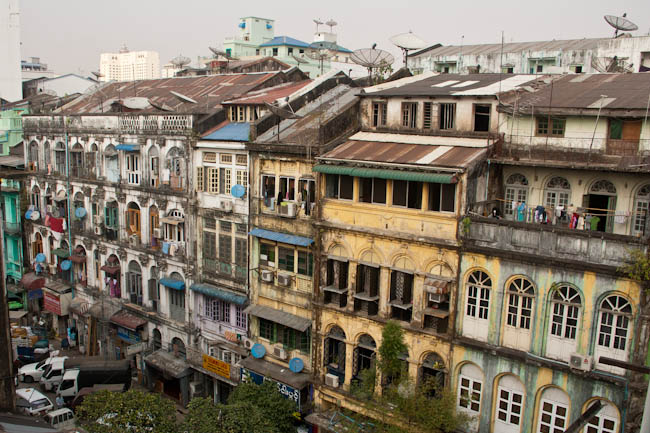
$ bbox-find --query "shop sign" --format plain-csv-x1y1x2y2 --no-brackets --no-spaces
44,291,61,315
116,326,141,344
126,342,145,356
224,330,239,343
202,354,230,379
241,367,301,410
28,289,43,300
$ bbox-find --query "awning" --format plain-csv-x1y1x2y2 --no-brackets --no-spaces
0,155,25,168
190,283,247,306
249,228,313,247
115,144,140,152
20,273,45,290
69,298,90,316
52,248,70,258
9,310,28,321
145,349,193,379
160,277,185,290
239,356,311,390
69,254,87,264
110,310,147,331
312,164,456,184
244,304,311,332
160,216,184,225
100,265,120,274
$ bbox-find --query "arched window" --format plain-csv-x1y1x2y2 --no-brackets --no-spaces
536,387,569,433
633,184,650,236
127,261,143,306
88,143,98,178
584,400,619,433
31,186,41,210
167,147,185,190
547,285,581,361
457,363,483,430
44,141,51,167
389,258,414,322
587,180,617,232
353,334,376,380
354,250,381,316
595,295,632,373
544,176,571,209
463,270,491,341
70,142,84,177
32,232,43,258
29,141,39,171
103,254,121,298
104,201,119,240
163,209,185,243
71,245,87,285
104,144,119,183
73,192,85,230
495,375,524,433
420,353,446,394
503,277,535,351
324,326,346,382
171,336,185,359
126,202,141,238
167,271,185,322
505,174,528,218
152,329,162,351
54,142,66,174
148,146,160,187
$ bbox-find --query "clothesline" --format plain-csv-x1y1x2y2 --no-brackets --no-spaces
492,197,645,216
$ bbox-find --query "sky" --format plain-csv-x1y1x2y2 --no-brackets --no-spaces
19,0,650,76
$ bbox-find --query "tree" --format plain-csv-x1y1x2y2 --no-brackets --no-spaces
76,389,178,433
377,320,408,384
227,380,297,432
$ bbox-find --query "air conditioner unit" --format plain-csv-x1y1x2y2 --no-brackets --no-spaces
260,269,274,283
279,202,297,217
242,337,254,350
220,200,233,212
325,373,339,388
428,292,448,304
273,345,288,360
93,214,103,225
129,234,138,246
189,381,203,397
153,228,162,238
569,353,592,371
277,273,291,287
94,226,103,235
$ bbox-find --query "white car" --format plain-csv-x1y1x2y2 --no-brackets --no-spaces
44,408,77,430
18,356,67,383
16,387,53,416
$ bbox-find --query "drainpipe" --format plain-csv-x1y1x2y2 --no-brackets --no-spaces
64,119,74,298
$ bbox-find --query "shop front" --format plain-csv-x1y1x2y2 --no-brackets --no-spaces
188,342,246,404
109,310,147,370
20,272,45,319
144,349,192,406
42,280,73,336
69,297,91,354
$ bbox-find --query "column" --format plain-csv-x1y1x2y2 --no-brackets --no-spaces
343,341,354,391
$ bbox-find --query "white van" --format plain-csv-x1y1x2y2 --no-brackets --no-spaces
16,387,53,416
18,355,67,383
44,408,76,430
40,358,65,391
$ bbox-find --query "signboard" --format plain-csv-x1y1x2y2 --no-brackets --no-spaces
116,326,141,344
224,330,239,343
126,342,145,356
241,367,301,410
202,354,231,379
28,289,43,300
44,291,61,315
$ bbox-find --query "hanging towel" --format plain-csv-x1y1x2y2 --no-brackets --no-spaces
50,217,64,233
162,242,170,255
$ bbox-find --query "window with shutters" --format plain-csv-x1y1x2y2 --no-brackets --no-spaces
372,102,387,127
353,334,376,379
354,264,380,316
207,167,219,193
423,102,433,129
297,250,313,276
260,242,275,267
203,232,217,273
323,259,348,307
401,102,417,128
196,167,204,191
278,247,294,272
219,233,232,275
258,318,310,354
234,237,247,280
235,305,247,329
389,270,413,322
439,103,456,130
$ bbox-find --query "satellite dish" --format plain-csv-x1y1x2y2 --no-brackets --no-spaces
75,207,87,219
60,260,72,271
209,46,239,60
325,19,338,31
604,14,638,37
264,102,303,119
91,71,104,79
171,54,191,68
35,253,46,263
291,55,309,64
231,184,245,198
170,90,197,104
148,99,174,111
251,343,266,358
25,210,33,220
122,97,150,110
390,31,427,68
351,48,395,69
313,18,324,32
289,357,304,373
31,211,40,221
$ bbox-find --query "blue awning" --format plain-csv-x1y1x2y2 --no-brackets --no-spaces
249,228,314,247
159,277,185,290
190,283,247,306
115,144,140,152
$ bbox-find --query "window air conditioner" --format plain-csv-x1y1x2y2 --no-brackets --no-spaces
273,345,288,360
279,202,297,217
260,269,274,283
277,273,291,287
220,200,233,212
569,353,592,371
129,234,139,246
325,373,339,388
242,337,254,350
153,228,162,238
428,292,448,304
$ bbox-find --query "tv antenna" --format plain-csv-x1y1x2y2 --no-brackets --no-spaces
325,19,338,32
350,47,395,81
313,19,323,32
170,54,191,69
390,31,426,68
209,46,239,60
604,14,638,38
291,55,309,64
91,71,104,81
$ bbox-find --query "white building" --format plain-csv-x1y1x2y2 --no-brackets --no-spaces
23,74,96,98
21,57,58,83
0,0,22,102
99,45,160,82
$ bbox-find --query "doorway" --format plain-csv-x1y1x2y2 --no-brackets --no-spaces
585,180,617,232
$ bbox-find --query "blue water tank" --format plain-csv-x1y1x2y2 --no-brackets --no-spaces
266,23,272,29
239,22,246,29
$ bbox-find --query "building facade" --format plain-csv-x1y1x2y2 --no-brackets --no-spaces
99,46,160,82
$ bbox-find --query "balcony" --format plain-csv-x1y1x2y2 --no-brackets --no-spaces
204,258,246,282
461,214,646,269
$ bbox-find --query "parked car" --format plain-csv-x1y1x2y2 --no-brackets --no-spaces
18,356,67,383
43,408,76,430
16,388,53,416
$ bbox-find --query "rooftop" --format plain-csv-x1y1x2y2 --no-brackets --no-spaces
223,80,312,105
202,121,250,141
260,36,310,48
365,73,540,97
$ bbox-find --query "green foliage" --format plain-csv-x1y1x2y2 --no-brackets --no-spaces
76,389,177,433
461,216,471,236
377,321,408,380
620,249,650,285
350,363,377,401
183,381,297,433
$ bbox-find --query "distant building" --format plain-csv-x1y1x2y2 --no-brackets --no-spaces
0,0,22,102
21,57,57,82
99,45,160,82
410,35,650,75
22,74,96,98
161,63,183,78
223,16,276,58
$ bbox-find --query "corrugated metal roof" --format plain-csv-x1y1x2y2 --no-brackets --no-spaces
249,228,314,247
223,80,312,105
260,36,310,48
110,310,147,331
313,165,455,183
0,155,24,168
59,72,282,114
244,304,311,332
202,122,250,141
144,349,192,379
321,139,486,169
508,73,650,111
190,283,247,305
367,73,539,97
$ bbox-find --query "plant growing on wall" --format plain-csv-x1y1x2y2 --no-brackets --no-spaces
620,248,650,287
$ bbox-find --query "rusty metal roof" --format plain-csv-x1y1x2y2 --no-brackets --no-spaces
110,309,148,331
322,139,486,170
503,73,650,112
223,80,312,105
60,72,285,114
413,38,607,58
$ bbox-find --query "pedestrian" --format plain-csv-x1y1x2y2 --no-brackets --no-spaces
56,395,64,408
